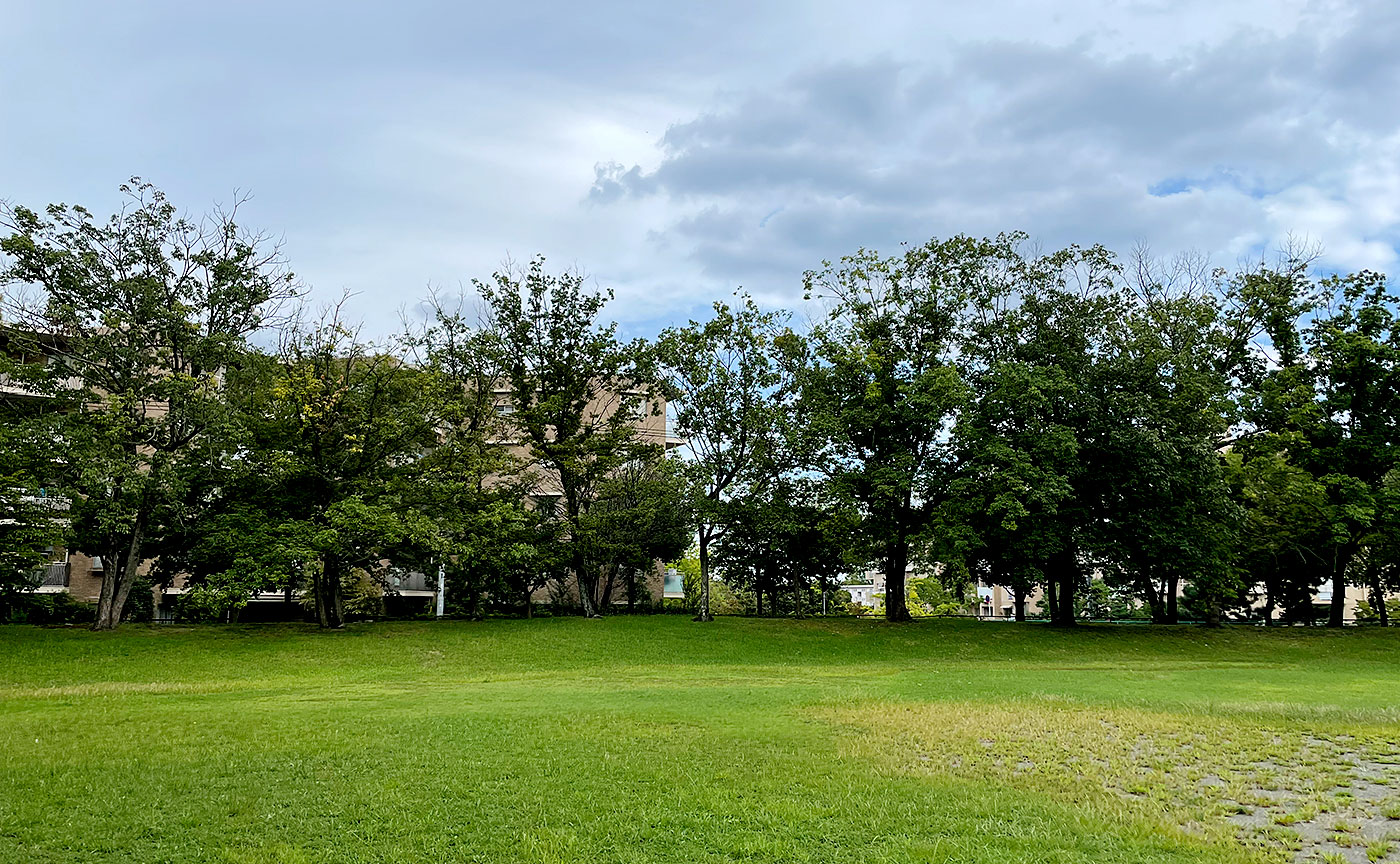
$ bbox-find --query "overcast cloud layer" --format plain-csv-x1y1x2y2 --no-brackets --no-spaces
2,0,1397,335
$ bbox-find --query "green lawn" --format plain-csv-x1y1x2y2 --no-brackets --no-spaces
1,618,1398,864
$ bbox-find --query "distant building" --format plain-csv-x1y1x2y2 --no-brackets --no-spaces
842,561,1043,619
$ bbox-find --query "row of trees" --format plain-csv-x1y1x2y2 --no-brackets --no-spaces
666,235,1400,628
3,183,1399,629
0,184,690,629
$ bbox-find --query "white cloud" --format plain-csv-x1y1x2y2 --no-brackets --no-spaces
588,0,1400,311
2,0,1395,335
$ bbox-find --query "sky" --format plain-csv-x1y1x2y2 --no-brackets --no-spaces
2,0,1398,339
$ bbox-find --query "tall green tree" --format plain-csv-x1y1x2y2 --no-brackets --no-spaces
1089,258,1244,624
1304,270,1400,626
250,307,441,628
477,258,657,617
0,344,69,615
1234,261,1400,626
404,294,539,619
142,361,302,622
657,296,787,621
711,478,854,617
798,237,1025,621
949,242,1120,625
582,454,693,611
1357,470,1400,626
0,181,296,629
949,358,1079,622
1227,450,1333,622
0,474,68,619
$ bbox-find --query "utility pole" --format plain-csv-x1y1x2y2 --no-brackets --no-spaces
436,564,446,618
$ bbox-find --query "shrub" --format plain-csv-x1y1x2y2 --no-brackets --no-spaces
1353,597,1400,625
122,576,154,623
7,591,98,625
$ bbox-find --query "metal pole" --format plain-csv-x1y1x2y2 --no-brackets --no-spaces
436,564,446,618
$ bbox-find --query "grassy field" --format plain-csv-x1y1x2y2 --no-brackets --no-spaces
1,617,1398,864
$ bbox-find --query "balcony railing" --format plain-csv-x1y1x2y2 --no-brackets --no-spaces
25,494,72,512
387,570,431,592
37,561,70,588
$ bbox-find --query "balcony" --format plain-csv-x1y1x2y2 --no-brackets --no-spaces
386,569,434,595
36,561,70,589
26,494,72,512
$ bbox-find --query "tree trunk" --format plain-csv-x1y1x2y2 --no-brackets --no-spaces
93,522,144,631
312,566,325,624
1013,587,1026,622
694,529,713,622
1057,577,1076,624
884,537,912,623
92,547,120,632
573,547,599,618
1049,547,1077,626
755,578,763,617
1372,573,1390,627
1165,573,1179,624
1140,574,1166,624
1328,545,1354,629
1328,578,1346,628
603,563,620,610
562,485,599,618
468,571,484,621
1202,595,1223,627
318,554,346,629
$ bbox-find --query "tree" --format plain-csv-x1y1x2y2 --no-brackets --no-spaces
1074,579,1145,620
657,297,787,621
1228,450,1332,622
404,293,540,619
950,356,1081,623
0,480,67,619
799,237,1003,621
1233,261,1400,626
0,180,297,629
711,478,856,618
947,242,1120,625
477,258,656,617
1357,471,1400,626
907,573,975,617
243,306,440,628
582,455,693,611
1088,259,1243,625
1304,270,1400,626
673,552,754,615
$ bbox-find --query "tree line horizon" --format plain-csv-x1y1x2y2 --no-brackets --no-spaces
2,180,1398,630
